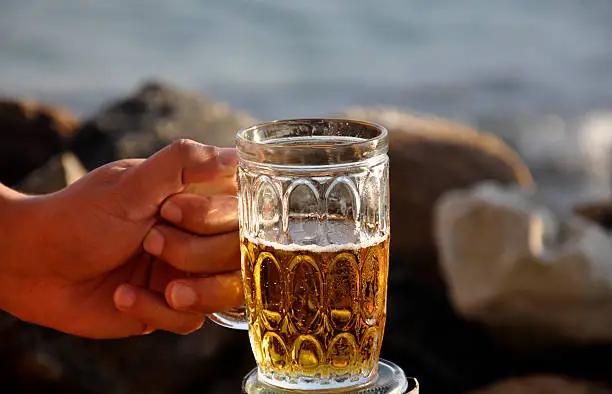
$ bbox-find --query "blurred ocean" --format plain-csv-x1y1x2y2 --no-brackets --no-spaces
2,0,612,208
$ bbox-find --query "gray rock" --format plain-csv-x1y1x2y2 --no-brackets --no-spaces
435,182,612,344
15,152,87,195
70,80,258,170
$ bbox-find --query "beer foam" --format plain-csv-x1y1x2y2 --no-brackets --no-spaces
244,233,389,253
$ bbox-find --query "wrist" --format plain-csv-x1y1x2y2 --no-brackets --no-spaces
0,185,53,319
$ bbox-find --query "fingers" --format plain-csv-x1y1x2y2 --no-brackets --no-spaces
148,257,186,293
160,194,238,235
114,283,205,335
165,271,244,313
117,140,238,220
185,174,237,197
113,272,244,334
143,224,240,274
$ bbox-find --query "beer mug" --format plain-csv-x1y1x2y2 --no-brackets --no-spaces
210,119,390,392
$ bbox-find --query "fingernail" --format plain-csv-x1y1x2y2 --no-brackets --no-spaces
170,282,197,309
115,284,136,309
143,228,164,256
161,201,182,223
217,148,238,170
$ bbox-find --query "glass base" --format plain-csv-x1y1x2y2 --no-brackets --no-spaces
242,359,418,394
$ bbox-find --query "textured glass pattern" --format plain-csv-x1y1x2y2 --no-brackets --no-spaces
238,160,390,389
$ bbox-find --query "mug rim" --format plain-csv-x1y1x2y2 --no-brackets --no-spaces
235,118,389,166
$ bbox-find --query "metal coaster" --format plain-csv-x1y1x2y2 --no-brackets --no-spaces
242,359,418,394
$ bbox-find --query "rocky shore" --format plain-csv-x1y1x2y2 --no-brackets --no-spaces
2,80,612,393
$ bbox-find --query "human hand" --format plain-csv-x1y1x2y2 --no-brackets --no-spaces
0,140,243,339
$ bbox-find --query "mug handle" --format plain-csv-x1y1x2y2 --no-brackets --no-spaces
209,307,249,330
184,181,249,330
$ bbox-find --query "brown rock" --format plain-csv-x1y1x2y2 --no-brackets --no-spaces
343,106,534,287
0,99,80,186
573,199,612,231
471,375,611,394
344,106,482,136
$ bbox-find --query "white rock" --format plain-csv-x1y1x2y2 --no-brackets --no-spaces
62,152,88,185
435,181,612,343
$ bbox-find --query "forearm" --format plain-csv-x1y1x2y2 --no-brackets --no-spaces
0,184,85,332
0,184,55,261
0,184,51,319
0,184,31,260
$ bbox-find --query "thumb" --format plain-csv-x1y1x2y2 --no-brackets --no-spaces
117,139,238,220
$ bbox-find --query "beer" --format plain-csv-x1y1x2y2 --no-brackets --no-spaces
240,222,389,388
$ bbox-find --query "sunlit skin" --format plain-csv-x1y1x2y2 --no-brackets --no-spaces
0,139,244,339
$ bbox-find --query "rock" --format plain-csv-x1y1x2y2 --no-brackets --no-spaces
380,263,512,394
382,258,612,393
436,182,612,345
0,99,80,186
70,80,258,171
573,199,612,231
344,106,481,136
0,319,254,394
15,152,88,195
343,106,534,288
471,375,612,394
16,351,63,382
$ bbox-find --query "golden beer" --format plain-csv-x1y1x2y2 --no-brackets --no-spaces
241,231,389,387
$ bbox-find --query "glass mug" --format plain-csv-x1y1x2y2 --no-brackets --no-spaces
209,119,390,392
